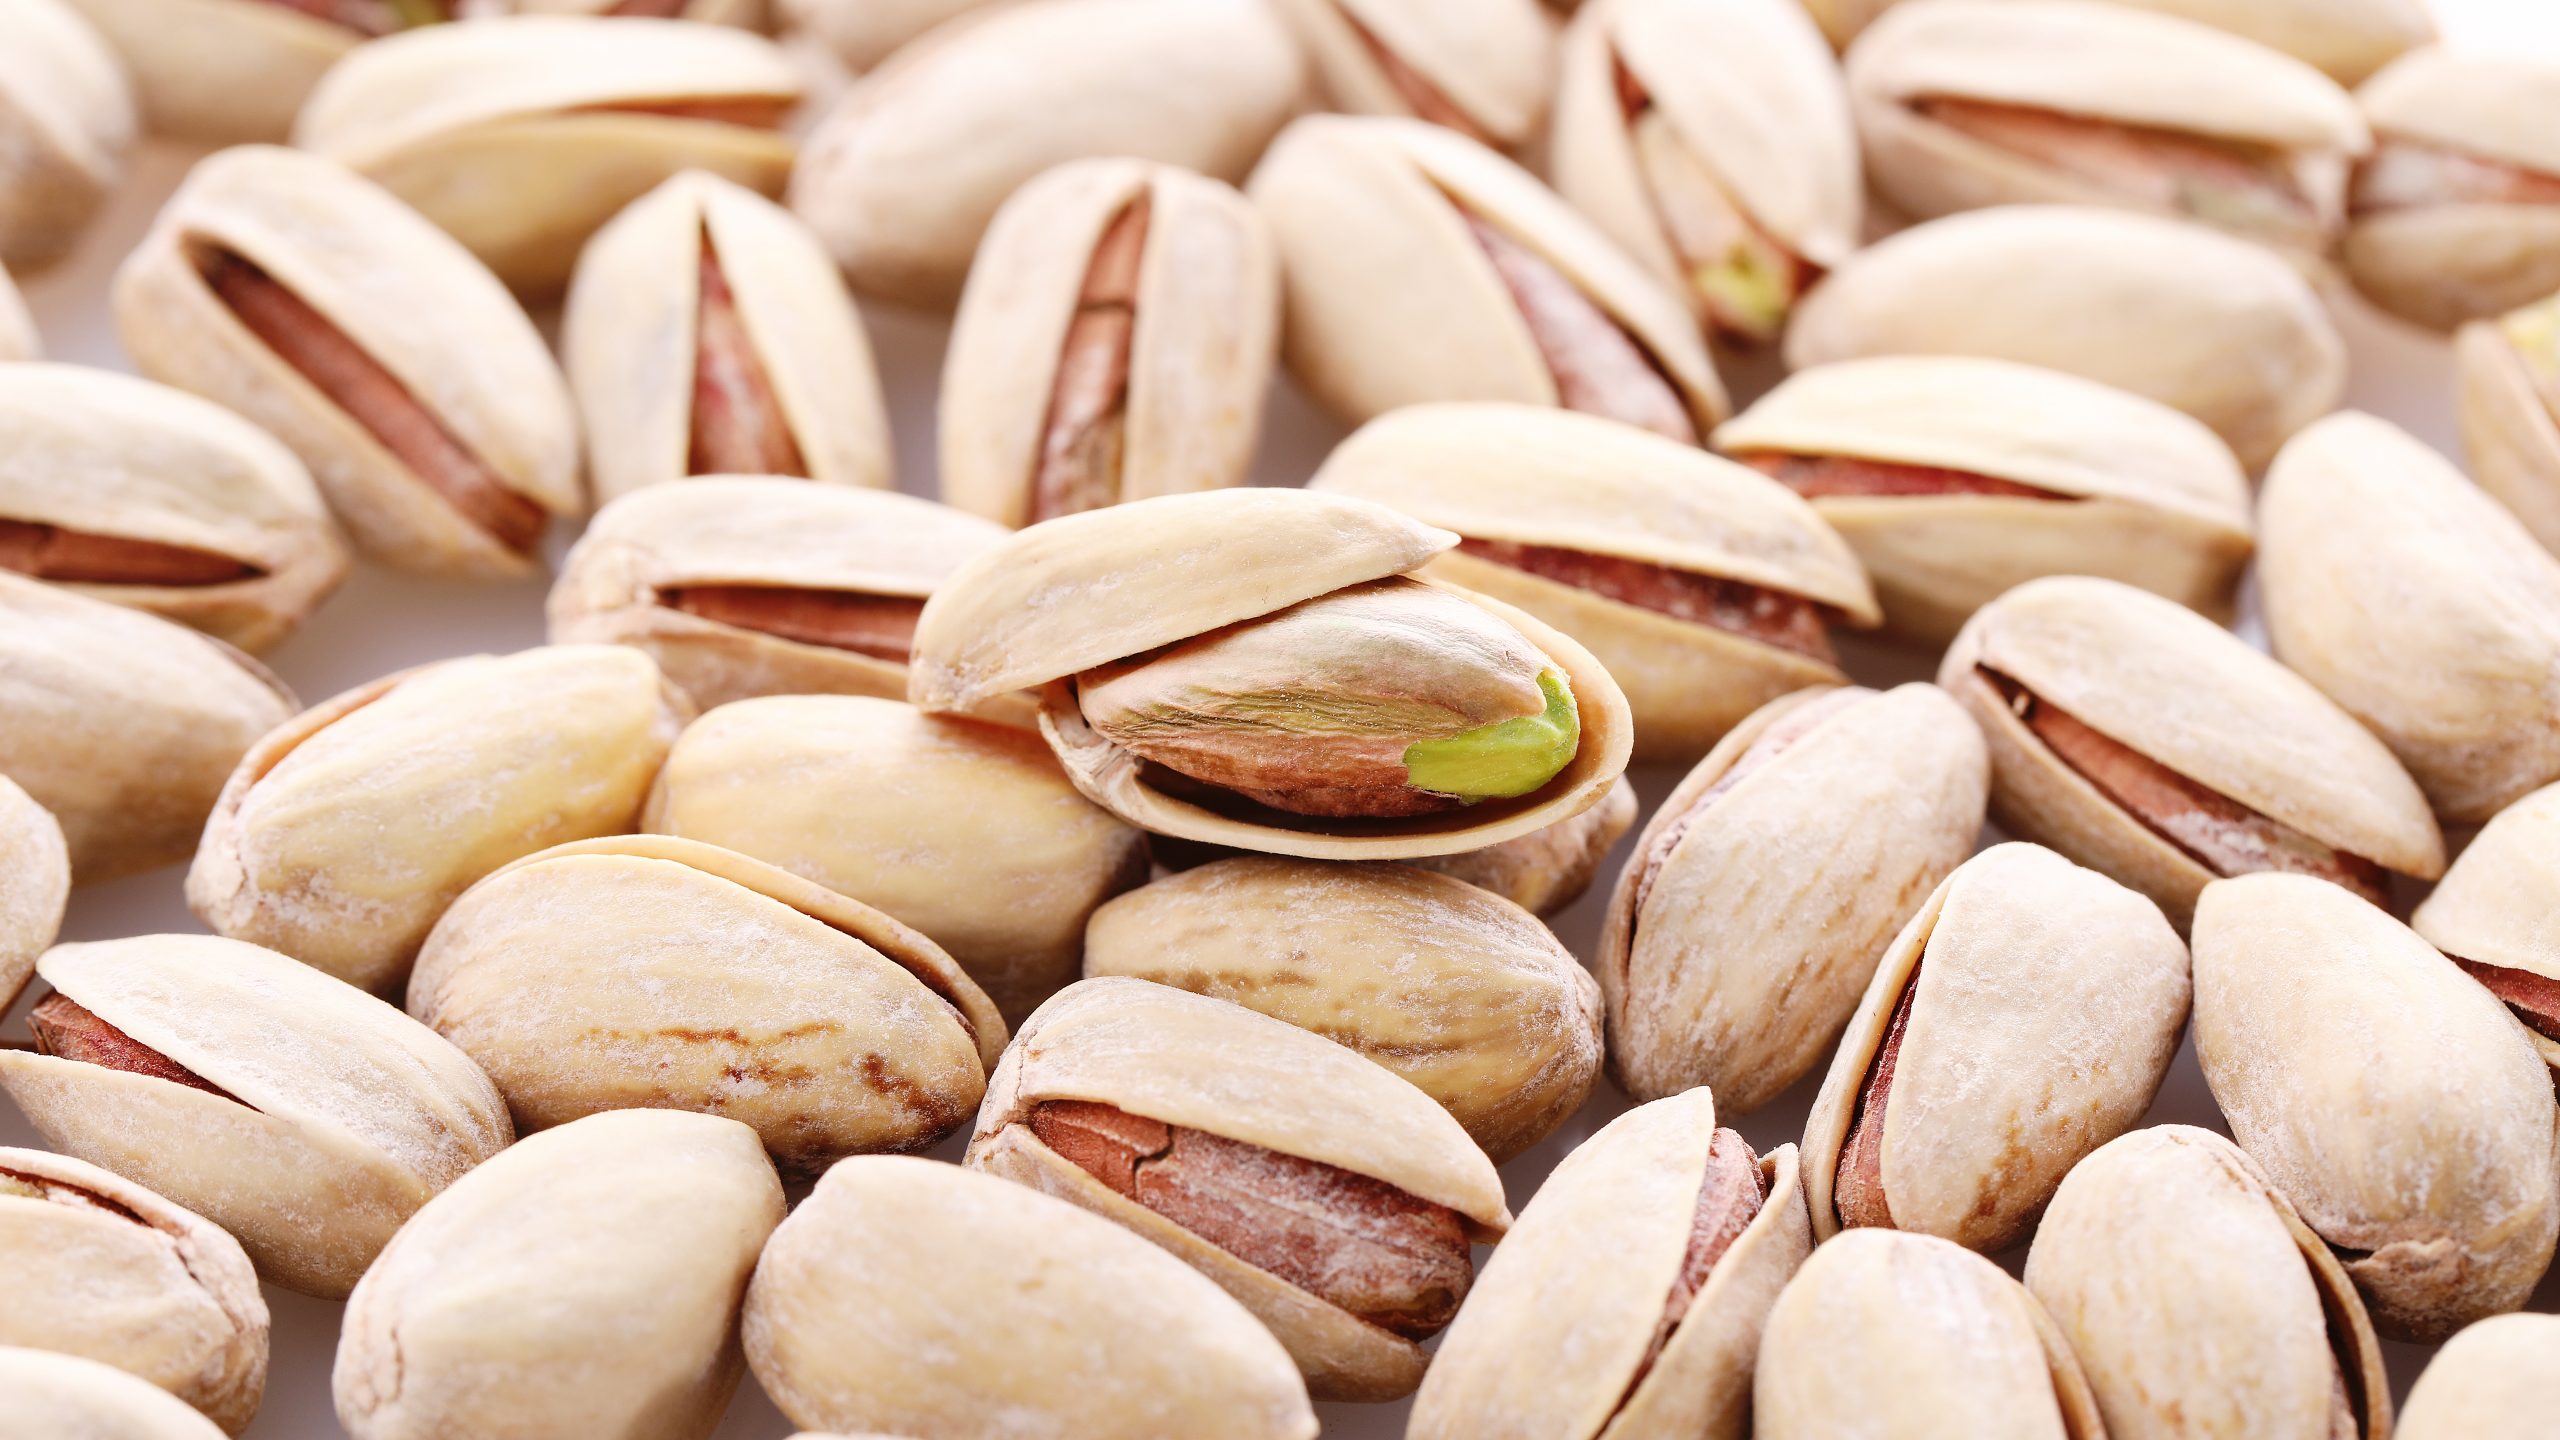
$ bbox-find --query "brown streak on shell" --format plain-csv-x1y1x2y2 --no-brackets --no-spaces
2450,956,2560,1043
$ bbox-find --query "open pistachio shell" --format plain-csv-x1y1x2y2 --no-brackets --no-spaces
1269,0,1555,149
0,263,36,361
1784,204,2345,470
0,1346,231,1440
2399,1312,2560,1439
1410,1091,1813,1440
1800,0,2432,84
0,776,68,1016
0,0,133,272
1410,773,1636,914
779,0,997,71
2412,780,2560,1075
2346,49,2560,331
58,0,360,144
2459,292,2560,557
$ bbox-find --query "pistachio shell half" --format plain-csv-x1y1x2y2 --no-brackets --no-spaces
1408,773,1637,914
2398,1312,2560,1439
0,0,134,271
0,263,36,361
0,1346,231,1440
2459,289,2560,556
1799,0,2433,85
2411,780,2560,1076
0,777,69,1017
2346,49,2560,331
1269,0,1556,149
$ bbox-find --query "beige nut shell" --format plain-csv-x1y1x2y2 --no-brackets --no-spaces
58,0,347,143
0,776,69,1017
2457,298,2560,556
1410,773,1637,915
0,1346,232,1440
0,0,132,272
1797,0,2433,84
2397,1312,2560,1438
2413,779,2560,1071
779,0,997,71
1270,0,1556,148
2347,49,2560,331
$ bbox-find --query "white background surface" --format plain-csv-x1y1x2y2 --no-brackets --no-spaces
12,2,2560,1435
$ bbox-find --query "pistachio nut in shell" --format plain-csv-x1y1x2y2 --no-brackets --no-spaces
0,571,297,883
2458,288,2560,557
778,0,996,71
334,1109,783,1440
409,835,1006,1173
115,145,579,579
0,264,35,362
1269,0,1556,150
1312,402,1878,761
187,645,690,995
1408,773,1636,914
966,977,1512,1401
745,1155,1317,1439
2023,1125,2390,1440
643,694,1147,1025
0,0,134,272
1797,0,2433,84
1409,1090,1813,1440
0,934,514,1298
908,488,1634,859
0,1148,268,1435
1550,0,1857,345
566,169,892,505
940,158,1277,529
2397,1312,2560,1439
0,776,69,1016
1939,575,2445,931
54,0,426,145
2412,780,2560,1076
0,1347,231,1440
1717,355,2254,644
2194,872,2560,1340
1802,842,2189,1252
1081,857,1601,1161
1600,684,1988,1112
790,0,1303,309
551,479,1010,715
2346,50,2560,331
1784,204,2345,470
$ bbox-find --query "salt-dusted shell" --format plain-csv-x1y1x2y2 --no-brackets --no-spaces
2457,293,2560,557
0,263,36,361
2397,1312,2560,1439
2413,780,2560,1073
2346,50,2560,331
0,0,133,271
0,776,68,1016
0,1346,231,1440
1269,0,1556,149
1797,0,2434,83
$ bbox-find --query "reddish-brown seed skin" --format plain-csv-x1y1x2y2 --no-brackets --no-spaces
1028,198,1150,526
592,98,796,129
2353,137,2560,215
1461,215,1700,447
658,585,922,661
1834,973,1915,1232
1456,536,1836,663
1609,1127,1768,1416
689,242,810,480
2451,957,2560,1043
1916,98,2315,231
1347,17,1492,146
0,521,258,588
28,994,244,1106
1740,451,2064,503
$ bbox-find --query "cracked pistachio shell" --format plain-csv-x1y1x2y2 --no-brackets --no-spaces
115,145,579,579
1755,1228,2105,1440
2413,780,2560,1073
56,0,350,144
0,1347,231,1440
790,0,1303,308
0,776,69,1016
1311,402,1878,760
1785,205,2345,470
967,977,1513,1401
334,1109,783,1440
409,835,1006,1173
2262,412,2560,821
0,263,36,361
2194,873,2560,1341
1940,575,2445,930
1599,684,1988,1112
1800,0,2432,83
0,0,132,272
1410,1091,1813,1440
644,694,1148,1025
0,935,514,1298
0,571,297,883
1410,773,1635,914
1269,0,1555,148
2459,291,2560,556
908,488,1636,860
1716,356,2254,644
0,1148,267,1436
1801,842,2190,1252
1081,857,1602,1161
941,159,1277,528
746,1156,1317,1439
293,18,802,296
2346,50,2560,331
2399,1312,2560,1439
187,645,690,995
567,170,891,505
2024,1125,2390,1440
1250,115,1729,435
779,0,998,70
0,365,348,652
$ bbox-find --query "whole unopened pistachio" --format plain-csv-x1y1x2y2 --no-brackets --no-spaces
0,264,36,361
116,145,579,579
779,0,996,71
57,0,440,146
0,1346,231,1440
1313,403,1878,760
336,1109,783,1440
1940,575,2445,930
2194,872,2560,1341
1784,204,2346,470
1799,0,2433,84
188,645,690,994
1270,0,1555,149
2024,1126,2390,1440
2460,288,2560,556
2346,50,2560,331
1717,355,2254,644
2398,1312,2560,1439
2413,780,2560,1077
0,934,514,1298
1601,684,1988,1112
1410,1089,1812,1440
566,170,891,505
0,1148,268,1435
941,159,1276,528
0,0,134,272
1409,774,1637,914
969,977,1511,1400
0,777,69,1016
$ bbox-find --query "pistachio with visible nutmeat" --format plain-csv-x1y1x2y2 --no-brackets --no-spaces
0,778,68,1017
0,0,134,272
1798,0,2434,84
0,1346,231,1440
2412,781,2560,1077
1269,0,1556,149
2397,1313,2560,1439
777,0,994,71
2459,288,2560,557
0,264,36,362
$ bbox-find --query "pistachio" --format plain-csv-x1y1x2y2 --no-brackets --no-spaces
1940,575,2445,930
0,1148,268,1435
1249,115,1728,440
2194,872,2560,1341
335,1109,783,1440
2398,1312,2560,1439
0,263,36,361
1784,204,2346,470
2413,781,2560,1076
187,645,690,995
0,0,133,272
1551,0,1860,344
53,0,373,144
777,0,995,71
0,934,514,1297
1799,0,2433,84
1410,1090,1813,1440
0,1347,231,1440
942,159,1277,528
2024,1125,2391,1440
1269,0,1556,149
0,778,68,1017
1408,774,1637,914
1600,684,1988,1112
2459,289,2560,556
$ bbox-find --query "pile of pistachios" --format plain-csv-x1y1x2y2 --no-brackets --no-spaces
7,0,2560,1435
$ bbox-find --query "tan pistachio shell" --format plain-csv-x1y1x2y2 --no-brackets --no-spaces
333,1109,783,1440
1801,842,2191,1252
2413,779,2560,1071
0,263,36,361
778,0,998,71
186,645,690,995
1409,773,1636,914
1600,683,1989,1112
967,976,1512,1401
1269,0,1556,148
1409,1091,1814,1440
1784,204,2346,470
2458,294,2560,556
0,935,514,1298
0,0,133,272
2346,50,2560,331
115,145,579,579
2023,1125,2392,1440
1798,0,2433,84
0,776,69,1016
2398,1312,2560,1439
0,1346,232,1440
57,0,349,143
2193,872,2560,1341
